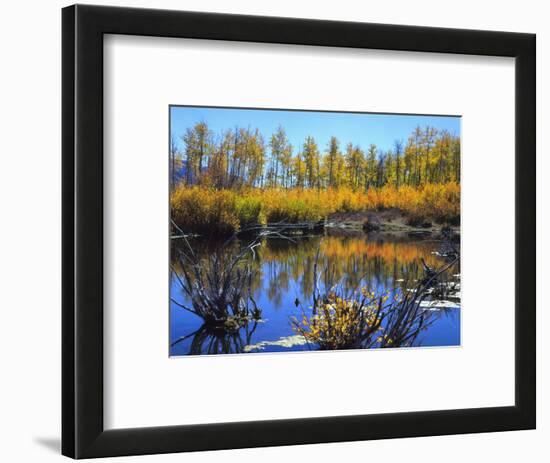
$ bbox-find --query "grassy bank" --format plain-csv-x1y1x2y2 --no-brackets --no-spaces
170,182,460,236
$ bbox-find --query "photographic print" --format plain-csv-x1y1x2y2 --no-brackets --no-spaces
169,106,461,356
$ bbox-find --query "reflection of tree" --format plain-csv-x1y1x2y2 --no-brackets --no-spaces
171,234,460,311
171,321,259,355
265,261,289,307
257,236,459,305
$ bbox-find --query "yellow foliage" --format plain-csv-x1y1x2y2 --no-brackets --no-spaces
170,182,460,235
170,186,240,236
293,290,384,350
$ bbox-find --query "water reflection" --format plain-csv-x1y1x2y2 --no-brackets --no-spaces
171,321,260,356
170,233,460,356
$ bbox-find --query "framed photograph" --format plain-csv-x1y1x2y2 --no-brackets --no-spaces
62,4,536,459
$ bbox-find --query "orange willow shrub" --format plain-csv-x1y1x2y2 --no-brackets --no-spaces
254,188,333,223
170,186,241,235
345,182,461,223
413,182,460,223
170,182,460,235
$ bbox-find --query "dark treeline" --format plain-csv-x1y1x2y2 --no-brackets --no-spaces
170,123,460,190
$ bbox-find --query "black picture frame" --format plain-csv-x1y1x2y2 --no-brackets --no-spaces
62,4,536,459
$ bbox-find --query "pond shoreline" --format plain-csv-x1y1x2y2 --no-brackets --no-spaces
171,210,461,242
326,208,460,235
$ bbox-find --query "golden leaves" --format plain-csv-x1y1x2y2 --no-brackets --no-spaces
292,289,383,350
170,182,460,236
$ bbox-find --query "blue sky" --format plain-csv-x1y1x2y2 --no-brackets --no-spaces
170,106,460,155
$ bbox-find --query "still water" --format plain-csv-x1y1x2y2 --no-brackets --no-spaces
170,233,460,356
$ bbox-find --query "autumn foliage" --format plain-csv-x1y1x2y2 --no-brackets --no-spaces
293,289,385,350
170,182,460,236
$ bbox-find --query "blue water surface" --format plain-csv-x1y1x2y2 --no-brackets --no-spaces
170,234,460,356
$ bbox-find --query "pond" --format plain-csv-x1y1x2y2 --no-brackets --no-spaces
170,231,460,356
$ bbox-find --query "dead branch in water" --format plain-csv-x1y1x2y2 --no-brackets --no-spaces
381,255,458,347
171,223,301,331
